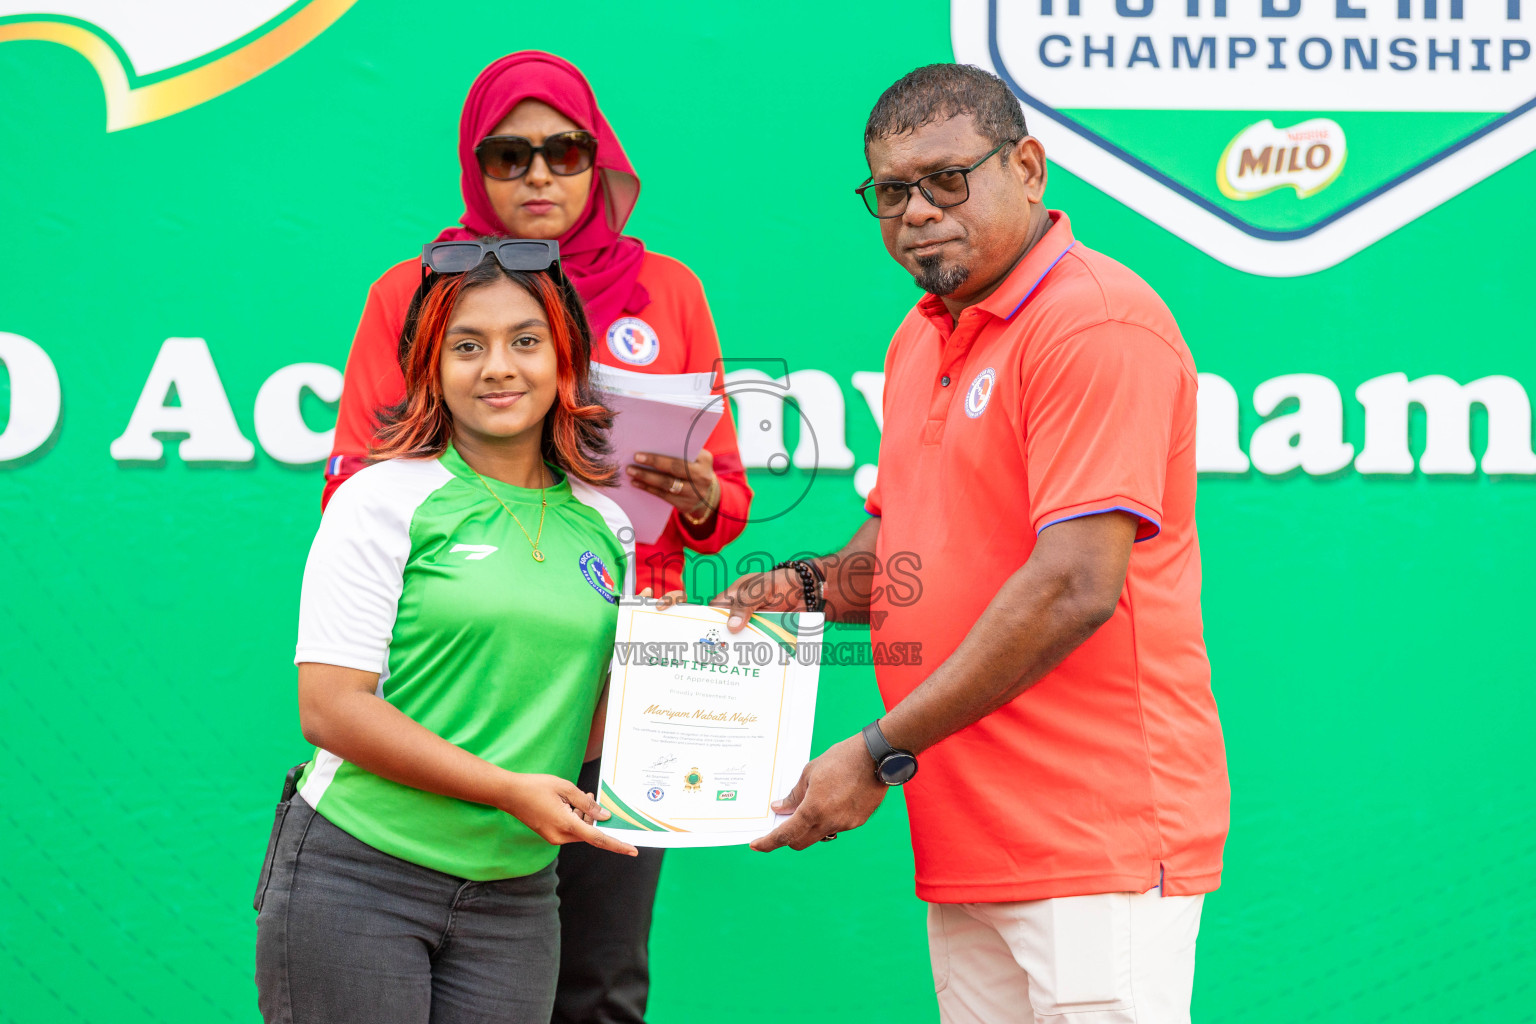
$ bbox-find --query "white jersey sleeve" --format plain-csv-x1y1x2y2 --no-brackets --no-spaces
295,459,454,673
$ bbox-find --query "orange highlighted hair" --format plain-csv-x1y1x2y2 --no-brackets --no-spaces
371,257,615,485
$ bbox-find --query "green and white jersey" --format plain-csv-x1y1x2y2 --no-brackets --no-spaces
293,446,632,881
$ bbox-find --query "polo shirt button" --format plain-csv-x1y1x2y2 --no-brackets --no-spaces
941,376,951,386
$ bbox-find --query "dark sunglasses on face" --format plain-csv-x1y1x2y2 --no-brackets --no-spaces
474,130,598,181
421,238,560,275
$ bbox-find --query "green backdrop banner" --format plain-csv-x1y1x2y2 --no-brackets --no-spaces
2,1,1532,1021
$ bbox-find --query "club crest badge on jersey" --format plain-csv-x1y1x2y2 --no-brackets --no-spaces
965,367,997,419
579,550,619,604
606,317,660,366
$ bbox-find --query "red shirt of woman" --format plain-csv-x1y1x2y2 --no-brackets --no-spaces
322,53,750,595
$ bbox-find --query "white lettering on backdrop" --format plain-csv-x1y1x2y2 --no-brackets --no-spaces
0,331,61,461
4,335,1535,481
1249,373,1356,476
109,338,256,462
254,362,344,465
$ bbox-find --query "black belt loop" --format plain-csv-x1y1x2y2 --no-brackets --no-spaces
280,762,309,804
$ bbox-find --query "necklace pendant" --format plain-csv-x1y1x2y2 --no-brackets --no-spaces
532,549,545,562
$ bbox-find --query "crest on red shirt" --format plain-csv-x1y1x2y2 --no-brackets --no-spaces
606,317,660,366
965,367,997,419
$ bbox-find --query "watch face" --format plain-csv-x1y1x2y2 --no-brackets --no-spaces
878,752,918,786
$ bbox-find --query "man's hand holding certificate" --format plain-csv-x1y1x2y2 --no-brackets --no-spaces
595,603,823,847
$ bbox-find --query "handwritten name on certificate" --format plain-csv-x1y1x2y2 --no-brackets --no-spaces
596,603,822,848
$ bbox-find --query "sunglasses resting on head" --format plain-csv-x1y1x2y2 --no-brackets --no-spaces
422,237,562,275
414,238,590,356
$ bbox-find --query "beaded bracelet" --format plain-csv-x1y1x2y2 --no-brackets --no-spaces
773,559,826,613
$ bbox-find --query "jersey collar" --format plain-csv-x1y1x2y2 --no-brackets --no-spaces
916,210,1076,334
441,445,572,506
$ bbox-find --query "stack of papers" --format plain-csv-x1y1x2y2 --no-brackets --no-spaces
591,362,724,545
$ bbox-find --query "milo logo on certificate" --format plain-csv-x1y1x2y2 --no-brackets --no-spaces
952,0,1536,274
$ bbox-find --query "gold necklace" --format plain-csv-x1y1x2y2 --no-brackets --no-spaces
469,464,549,562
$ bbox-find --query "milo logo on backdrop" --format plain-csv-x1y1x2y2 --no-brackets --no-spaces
952,0,1536,274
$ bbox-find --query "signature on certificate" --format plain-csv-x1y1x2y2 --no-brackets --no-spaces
647,754,678,770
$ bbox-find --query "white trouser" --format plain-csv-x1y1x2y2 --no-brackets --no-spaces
927,887,1204,1024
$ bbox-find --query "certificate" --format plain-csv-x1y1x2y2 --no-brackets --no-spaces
595,603,822,848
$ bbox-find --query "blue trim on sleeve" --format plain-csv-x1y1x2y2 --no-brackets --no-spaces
1036,505,1161,542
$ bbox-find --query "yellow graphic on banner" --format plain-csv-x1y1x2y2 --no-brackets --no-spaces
0,0,356,131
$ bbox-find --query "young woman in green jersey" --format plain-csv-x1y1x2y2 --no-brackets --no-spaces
255,244,658,1024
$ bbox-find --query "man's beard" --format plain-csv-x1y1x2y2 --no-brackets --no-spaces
912,254,969,296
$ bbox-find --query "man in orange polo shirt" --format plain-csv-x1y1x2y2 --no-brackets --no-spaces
715,64,1228,1023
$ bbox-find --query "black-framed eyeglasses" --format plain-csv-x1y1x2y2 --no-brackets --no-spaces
854,140,1016,219
474,130,598,181
421,238,560,275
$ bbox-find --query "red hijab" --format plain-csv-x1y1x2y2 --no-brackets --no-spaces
438,51,648,333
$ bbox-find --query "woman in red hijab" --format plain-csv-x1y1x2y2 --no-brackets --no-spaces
323,51,753,1023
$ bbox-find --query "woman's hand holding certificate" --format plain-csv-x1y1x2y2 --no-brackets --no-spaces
596,602,822,847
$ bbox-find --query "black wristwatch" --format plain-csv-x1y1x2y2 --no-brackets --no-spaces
861,720,918,786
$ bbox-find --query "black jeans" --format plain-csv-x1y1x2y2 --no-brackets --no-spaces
553,758,666,1024
254,798,560,1024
